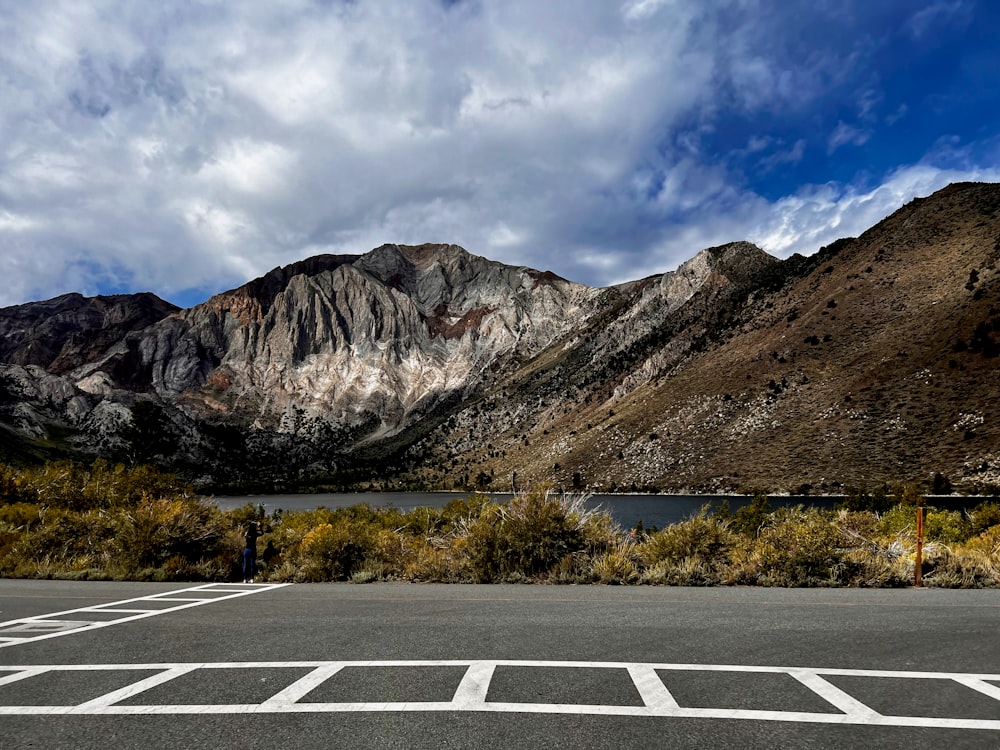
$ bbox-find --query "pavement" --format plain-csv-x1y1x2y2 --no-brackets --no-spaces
1,580,999,748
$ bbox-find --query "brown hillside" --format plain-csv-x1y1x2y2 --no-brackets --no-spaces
487,183,1000,493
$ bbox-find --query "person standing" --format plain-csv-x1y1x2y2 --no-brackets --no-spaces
243,521,259,583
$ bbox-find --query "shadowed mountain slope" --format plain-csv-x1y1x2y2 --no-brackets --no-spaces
0,184,998,493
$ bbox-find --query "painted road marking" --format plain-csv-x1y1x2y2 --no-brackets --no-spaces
0,660,998,730
0,583,290,649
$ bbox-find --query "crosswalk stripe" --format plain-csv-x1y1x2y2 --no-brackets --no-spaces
0,660,997,729
0,583,290,648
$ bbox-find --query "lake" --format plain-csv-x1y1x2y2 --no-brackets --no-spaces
213,492,847,530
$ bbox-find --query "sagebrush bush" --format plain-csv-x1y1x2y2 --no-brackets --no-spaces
590,543,639,584
966,525,1000,555
549,552,590,584
921,543,1000,588
403,539,469,582
2,460,189,510
460,489,589,582
112,496,232,577
750,507,844,586
638,510,734,569
4,507,116,572
297,522,377,580
1,460,997,587
968,503,1000,537
641,557,722,586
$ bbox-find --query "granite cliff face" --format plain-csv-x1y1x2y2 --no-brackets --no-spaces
0,293,178,375
1,183,998,493
87,244,603,434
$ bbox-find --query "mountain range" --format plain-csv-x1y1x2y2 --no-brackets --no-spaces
1,182,998,494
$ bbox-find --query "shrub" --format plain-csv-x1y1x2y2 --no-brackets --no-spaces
0,464,30,503
0,502,43,530
751,507,843,586
730,491,771,536
590,543,639,584
923,509,972,544
460,489,590,582
641,557,721,586
965,525,1000,555
10,460,190,511
922,541,1000,588
403,538,469,582
298,521,377,581
111,496,231,576
4,507,116,571
875,505,919,538
876,505,972,543
968,503,1000,536
638,509,734,568
548,552,590,584
829,548,910,588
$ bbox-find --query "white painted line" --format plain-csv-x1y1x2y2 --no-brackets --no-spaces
789,669,881,719
0,668,46,687
4,659,1000,681
1,659,998,730
452,661,495,707
1,701,996,730
261,664,346,708
953,677,1000,703
0,620,99,635
628,664,679,710
73,666,200,711
0,583,292,649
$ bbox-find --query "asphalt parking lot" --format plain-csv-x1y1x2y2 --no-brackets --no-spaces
2,580,999,748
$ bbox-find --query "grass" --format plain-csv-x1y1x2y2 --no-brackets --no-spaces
1,461,999,587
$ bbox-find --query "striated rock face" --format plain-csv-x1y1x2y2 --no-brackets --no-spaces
83,244,603,434
2,184,999,494
603,241,779,398
0,293,179,374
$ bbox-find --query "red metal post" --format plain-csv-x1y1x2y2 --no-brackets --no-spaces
914,506,924,587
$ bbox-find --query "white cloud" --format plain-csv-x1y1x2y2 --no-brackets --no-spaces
0,1,995,309
0,212,39,232
828,121,872,154
623,0,675,23
200,140,296,195
749,163,1000,259
905,1,972,39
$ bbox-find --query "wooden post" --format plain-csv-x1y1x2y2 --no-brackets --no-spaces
914,506,924,588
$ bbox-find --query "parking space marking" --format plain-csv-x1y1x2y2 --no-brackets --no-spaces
0,583,290,649
0,660,998,730
788,669,879,720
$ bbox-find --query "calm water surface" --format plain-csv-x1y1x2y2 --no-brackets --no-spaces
213,492,844,530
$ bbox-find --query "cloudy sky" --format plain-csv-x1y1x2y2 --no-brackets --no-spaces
2,0,999,308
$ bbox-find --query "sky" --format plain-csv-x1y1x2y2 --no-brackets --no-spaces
2,0,1000,309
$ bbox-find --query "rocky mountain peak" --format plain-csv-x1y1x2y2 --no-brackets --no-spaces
201,254,359,323
703,241,777,279
2,182,998,494
0,292,179,375
396,243,468,270
631,241,776,315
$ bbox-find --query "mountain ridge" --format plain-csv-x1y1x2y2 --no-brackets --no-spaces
1,182,998,493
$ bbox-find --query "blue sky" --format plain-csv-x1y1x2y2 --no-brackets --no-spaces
1,0,999,308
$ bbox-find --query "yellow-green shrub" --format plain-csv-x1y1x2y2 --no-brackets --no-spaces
460,490,590,582
590,543,639,584
111,496,230,576
751,507,843,586
638,511,734,569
